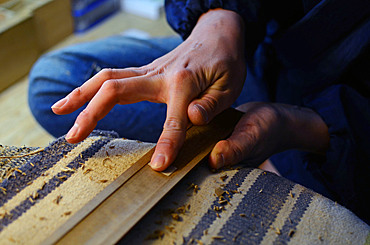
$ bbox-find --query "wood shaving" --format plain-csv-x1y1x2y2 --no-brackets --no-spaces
0,148,45,159
53,195,62,205
171,213,180,221
32,191,39,199
212,236,224,240
40,181,46,190
215,187,225,197
102,158,113,169
196,240,203,245
14,168,26,175
83,169,92,175
188,183,199,193
176,206,187,214
0,209,8,218
61,166,75,172
57,176,67,181
145,230,164,240
164,225,176,233
219,174,228,181
161,165,177,176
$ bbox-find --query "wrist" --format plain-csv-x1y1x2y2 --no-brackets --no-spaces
188,8,245,59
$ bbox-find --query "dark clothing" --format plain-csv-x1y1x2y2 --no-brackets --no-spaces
165,0,370,223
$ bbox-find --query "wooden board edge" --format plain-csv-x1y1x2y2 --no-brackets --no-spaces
43,147,155,245
54,108,243,244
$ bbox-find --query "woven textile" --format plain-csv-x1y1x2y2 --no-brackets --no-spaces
0,130,369,244
0,131,154,244
122,164,370,244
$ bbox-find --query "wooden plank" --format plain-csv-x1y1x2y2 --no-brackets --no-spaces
32,0,73,51
52,108,243,245
0,14,39,90
44,147,155,245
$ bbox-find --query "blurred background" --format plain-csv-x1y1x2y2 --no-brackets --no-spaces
0,0,176,147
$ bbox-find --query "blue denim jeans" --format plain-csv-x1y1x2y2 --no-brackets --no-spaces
29,35,254,142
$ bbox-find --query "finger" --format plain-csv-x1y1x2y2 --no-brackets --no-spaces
52,68,145,115
187,86,234,125
65,76,158,143
149,96,190,172
208,119,257,169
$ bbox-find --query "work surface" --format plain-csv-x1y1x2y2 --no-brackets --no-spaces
1,110,369,244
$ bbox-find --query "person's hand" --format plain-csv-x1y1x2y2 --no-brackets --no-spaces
209,102,330,169
51,9,246,171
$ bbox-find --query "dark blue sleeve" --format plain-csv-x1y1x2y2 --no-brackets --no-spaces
303,84,370,222
165,0,303,56
165,0,261,39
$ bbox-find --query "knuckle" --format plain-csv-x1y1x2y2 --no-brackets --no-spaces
172,69,193,86
101,79,119,93
157,137,176,149
99,68,114,80
71,87,89,102
163,117,185,132
201,94,219,113
78,109,90,121
71,87,82,97
79,109,98,124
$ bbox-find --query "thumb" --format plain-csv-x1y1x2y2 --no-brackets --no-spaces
209,125,257,169
209,139,244,170
188,88,233,125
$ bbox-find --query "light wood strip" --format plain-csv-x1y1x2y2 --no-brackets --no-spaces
53,108,243,245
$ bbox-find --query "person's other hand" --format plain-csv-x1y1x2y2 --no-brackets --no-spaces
51,9,246,171
209,102,330,169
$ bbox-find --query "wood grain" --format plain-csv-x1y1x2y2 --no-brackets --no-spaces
51,108,243,245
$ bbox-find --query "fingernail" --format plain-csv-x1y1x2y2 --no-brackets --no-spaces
150,154,165,169
194,104,209,123
66,123,79,140
216,153,225,169
51,97,68,109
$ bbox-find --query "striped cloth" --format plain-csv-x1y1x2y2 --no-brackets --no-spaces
0,131,154,244
0,130,369,244
122,161,370,244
